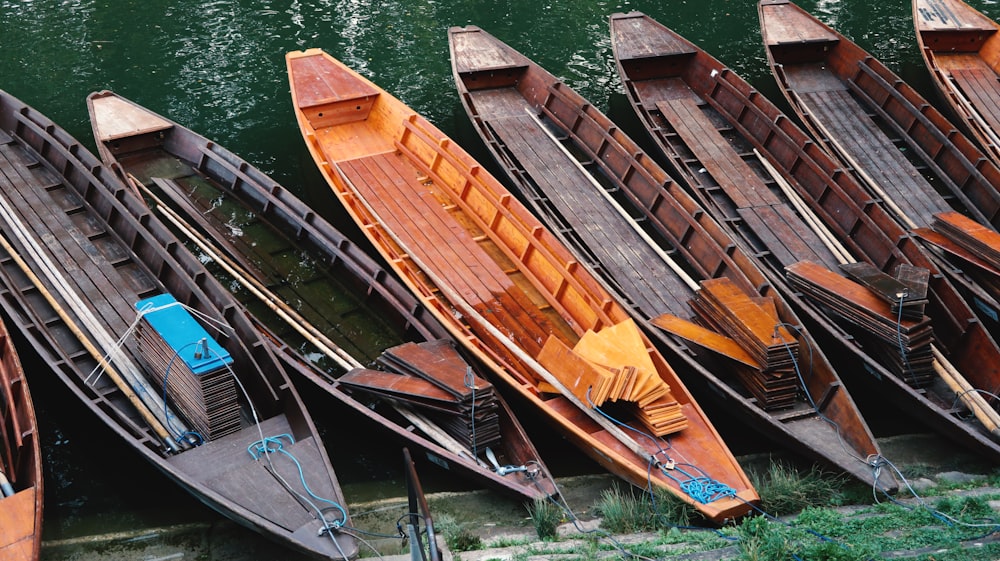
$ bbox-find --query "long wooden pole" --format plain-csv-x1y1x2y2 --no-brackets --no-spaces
525,108,700,291
0,227,177,448
138,176,492,461
789,90,919,230
753,148,854,265
144,179,357,372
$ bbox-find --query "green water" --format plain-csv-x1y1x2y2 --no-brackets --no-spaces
4,0,998,550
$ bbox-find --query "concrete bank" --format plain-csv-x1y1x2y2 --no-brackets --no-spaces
39,432,997,560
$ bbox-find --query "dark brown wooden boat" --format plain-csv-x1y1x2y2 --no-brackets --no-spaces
914,0,1000,168
0,306,40,560
287,47,759,523
760,0,1000,232
608,11,1000,462
85,89,558,502
0,88,357,560
448,24,895,492
758,0,1000,331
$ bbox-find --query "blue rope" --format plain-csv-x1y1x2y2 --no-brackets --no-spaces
248,433,348,527
585,388,735,504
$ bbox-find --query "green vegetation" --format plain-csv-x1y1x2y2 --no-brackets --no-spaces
527,498,563,540
437,462,1000,561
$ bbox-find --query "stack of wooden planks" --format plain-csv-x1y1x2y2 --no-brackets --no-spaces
786,261,935,387
340,340,501,453
691,278,800,409
931,211,1000,271
536,319,687,436
134,294,242,441
839,262,928,321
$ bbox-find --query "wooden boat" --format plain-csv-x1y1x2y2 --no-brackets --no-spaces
85,89,558,502
0,312,41,560
287,47,759,523
760,0,1000,231
0,89,357,560
608,11,1000,463
914,0,1000,168
759,0,1000,337
448,25,895,492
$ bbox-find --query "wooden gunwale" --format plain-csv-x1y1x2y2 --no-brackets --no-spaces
611,11,1000,462
289,47,757,523
0,311,40,561
914,0,1000,168
0,89,358,560
86,90,558,501
450,24,889,488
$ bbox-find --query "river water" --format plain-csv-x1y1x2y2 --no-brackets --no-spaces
1,0,995,555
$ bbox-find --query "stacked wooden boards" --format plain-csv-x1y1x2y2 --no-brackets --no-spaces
0,313,40,561
86,89,558,501
609,11,1000,464
451,23,894,492
0,88,357,560
914,0,1000,169
287,46,759,523
344,340,503,454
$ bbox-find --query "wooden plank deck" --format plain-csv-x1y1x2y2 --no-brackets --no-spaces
338,151,557,363
654,97,835,268
794,86,955,224
475,101,693,319
950,59,1000,141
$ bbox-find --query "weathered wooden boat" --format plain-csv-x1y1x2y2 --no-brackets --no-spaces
85,89,558,502
608,11,1000,463
0,89,357,560
287,47,759,523
760,0,1000,231
448,24,894,492
914,0,1000,168
0,313,40,561
760,0,1000,337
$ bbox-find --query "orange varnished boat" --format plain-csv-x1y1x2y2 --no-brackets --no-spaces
914,0,1000,168
0,315,40,561
287,47,758,523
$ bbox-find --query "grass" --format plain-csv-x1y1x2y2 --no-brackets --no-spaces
435,460,1000,561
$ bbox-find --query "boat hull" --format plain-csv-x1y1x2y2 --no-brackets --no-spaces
608,11,1000,463
86,89,558,502
450,23,893,491
0,89,356,560
288,47,758,523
